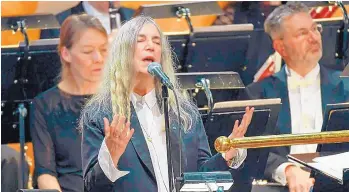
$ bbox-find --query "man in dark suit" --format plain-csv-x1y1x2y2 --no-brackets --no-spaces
242,2,349,192
41,1,134,39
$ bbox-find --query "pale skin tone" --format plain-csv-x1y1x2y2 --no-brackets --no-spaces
37,28,108,191
272,12,322,192
272,12,322,77
58,28,108,95
104,23,254,170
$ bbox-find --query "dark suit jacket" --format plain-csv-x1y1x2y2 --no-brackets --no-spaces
40,2,135,39
82,103,240,192
242,65,349,180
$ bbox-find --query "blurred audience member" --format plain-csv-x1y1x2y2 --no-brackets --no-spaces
31,14,108,192
41,1,134,38
214,1,282,29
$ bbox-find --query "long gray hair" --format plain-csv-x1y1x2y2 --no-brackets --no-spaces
82,16,199,132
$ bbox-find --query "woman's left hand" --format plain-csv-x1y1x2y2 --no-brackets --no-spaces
224,106,254,161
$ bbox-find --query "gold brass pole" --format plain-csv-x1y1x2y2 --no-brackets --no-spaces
214,130,349,153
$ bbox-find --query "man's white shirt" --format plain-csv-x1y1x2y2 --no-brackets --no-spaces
273,64,323,185
83,1,120,34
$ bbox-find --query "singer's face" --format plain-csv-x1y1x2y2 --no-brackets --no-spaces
276,12,322,64
62,28,108,82
134,23,162,77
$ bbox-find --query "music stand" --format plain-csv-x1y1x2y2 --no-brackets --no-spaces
176,71,244,90
170,72,243,191
204,98,281,192
176,71,245,113
1,15,60,188
1,14,60,31
288,102,349,192
167,25,252,73
317,102,349,153
134,1,222,19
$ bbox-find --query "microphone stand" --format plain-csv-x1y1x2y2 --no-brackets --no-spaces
162,85,175,192
176,6,194,72
16,20,30,189
16,103,27,189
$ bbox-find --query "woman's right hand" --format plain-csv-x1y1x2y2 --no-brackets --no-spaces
103,115,134,167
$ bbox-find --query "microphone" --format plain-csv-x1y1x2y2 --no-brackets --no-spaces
147,62,174,90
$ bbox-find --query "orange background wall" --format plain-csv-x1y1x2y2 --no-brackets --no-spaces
1,1,231,46
3,1,347,46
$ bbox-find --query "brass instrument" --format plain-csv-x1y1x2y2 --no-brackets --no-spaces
214,130,349,153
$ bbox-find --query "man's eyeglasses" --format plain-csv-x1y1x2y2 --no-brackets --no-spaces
279,24,323,40
294,24,323,38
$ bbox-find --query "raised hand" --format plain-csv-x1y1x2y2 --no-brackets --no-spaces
104,115,134,167
224,106,254,160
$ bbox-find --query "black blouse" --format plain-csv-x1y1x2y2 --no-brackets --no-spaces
30,86,91,192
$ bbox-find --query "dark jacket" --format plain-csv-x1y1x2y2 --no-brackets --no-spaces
82,103,241,192
242,65,349,191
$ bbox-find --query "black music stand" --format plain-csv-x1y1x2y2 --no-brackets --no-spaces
316,102,349,164
204,98,281,192
134,1,222,19
135,0,222,35
176,71,245,90
318,102,349,152
1,14,60,31
1,15,60,190
176,71,245,114
168,25,253,73
1,41,61,142
170,72,245,191
288,102,349,192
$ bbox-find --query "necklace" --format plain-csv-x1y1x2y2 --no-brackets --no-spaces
140,123,153,142
140,121,170,192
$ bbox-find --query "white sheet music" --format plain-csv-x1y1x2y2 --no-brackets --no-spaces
308,152,349,182
180,182,233,192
